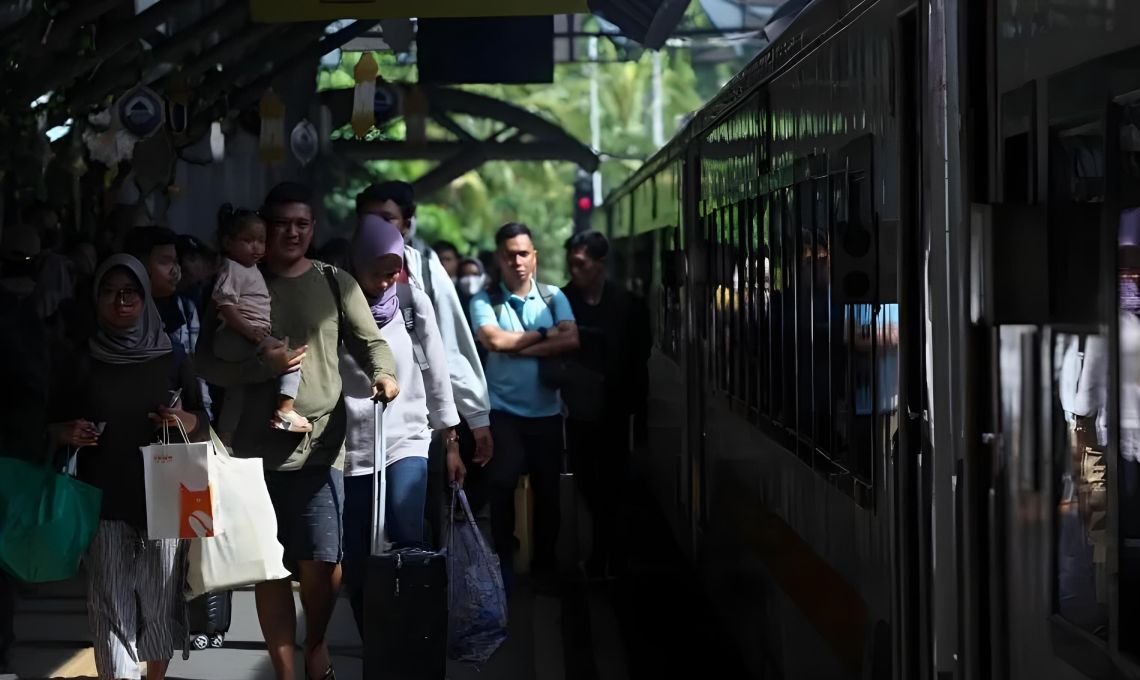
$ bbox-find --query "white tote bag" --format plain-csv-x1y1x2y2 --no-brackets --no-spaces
141,419,218,540
185,435,290,599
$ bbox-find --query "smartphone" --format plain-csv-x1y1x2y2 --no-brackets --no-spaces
167,388,183,408
95,422,106,435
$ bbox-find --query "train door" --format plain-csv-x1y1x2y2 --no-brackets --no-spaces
893,5,932,679
965,3,1140,677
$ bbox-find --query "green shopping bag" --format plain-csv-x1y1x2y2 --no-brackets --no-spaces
0,455,102,583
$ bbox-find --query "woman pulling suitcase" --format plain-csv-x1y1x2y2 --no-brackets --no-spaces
339,214,466,637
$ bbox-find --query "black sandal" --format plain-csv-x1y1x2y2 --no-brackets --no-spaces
307,666,335,680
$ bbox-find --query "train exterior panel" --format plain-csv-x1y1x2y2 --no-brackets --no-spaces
601,1,1140,679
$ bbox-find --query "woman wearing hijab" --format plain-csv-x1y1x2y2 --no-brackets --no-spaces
49,254,207,680
339,215,465,636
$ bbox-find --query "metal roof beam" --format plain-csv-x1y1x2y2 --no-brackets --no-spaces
65,3,252,115
18,0,198,102
333,139,598,170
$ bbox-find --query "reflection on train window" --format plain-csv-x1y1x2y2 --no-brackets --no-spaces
797,182,814,446
782,188,798,431
1119,204,1140,653
770,189,785,423
759,196,771,415
813,178,831,452
1054,334,1110,635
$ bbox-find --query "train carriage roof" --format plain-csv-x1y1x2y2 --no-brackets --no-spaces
602,0,851,206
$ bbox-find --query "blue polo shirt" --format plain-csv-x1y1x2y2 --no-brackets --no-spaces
469,279,575,418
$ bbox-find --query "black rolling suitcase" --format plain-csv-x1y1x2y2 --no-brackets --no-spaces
187,590,232,650
363,402,448,680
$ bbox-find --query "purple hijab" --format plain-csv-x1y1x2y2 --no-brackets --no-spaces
353,214,404,327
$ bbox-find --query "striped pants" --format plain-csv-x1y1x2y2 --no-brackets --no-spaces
84,521,181,680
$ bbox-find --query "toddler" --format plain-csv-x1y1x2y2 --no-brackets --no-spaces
212,205,311,434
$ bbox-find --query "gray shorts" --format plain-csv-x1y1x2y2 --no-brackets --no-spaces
264,466,345,574
84,521,180,680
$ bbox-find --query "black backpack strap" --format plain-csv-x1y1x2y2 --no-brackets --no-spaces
397,282,429,370
319,263,346,343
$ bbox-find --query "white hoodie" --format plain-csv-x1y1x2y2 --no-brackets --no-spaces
341,286,459,476
404,239,492,429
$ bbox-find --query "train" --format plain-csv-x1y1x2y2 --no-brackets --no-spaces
596,1,1140,678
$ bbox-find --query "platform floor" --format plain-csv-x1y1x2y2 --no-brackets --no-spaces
5,482,749,680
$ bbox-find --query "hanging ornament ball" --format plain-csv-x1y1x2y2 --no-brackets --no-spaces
290,119,319,166
117,84,165,138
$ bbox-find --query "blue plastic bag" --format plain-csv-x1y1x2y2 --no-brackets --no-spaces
446,487,508,664
0,455,101,583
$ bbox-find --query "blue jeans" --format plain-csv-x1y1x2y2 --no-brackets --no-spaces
342,457,428,638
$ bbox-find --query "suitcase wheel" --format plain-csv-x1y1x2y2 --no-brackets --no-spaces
209,633,225,649
191,635,209,651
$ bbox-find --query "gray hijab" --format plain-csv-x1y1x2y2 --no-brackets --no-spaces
89,254,172,364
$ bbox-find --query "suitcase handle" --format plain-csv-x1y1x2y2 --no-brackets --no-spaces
371,401,387,557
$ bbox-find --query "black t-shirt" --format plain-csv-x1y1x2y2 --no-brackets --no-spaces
562,281,650,413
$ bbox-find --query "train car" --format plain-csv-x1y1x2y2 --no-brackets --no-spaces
597,1,1140,678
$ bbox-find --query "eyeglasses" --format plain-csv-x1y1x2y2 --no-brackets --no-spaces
98,288,142,305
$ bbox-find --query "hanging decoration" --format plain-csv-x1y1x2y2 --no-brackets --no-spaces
258,88,285,165
403,83,429,146
351,52,379,139
209,121,225,163
83,107,136,166
117,84,164,139
165,73,192,141
290,119,319,166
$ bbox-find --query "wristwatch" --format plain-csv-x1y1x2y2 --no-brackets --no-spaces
537,327,549,340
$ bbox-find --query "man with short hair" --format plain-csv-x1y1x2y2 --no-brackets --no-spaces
433,240,460,280
356,182,494,544
195,182,398,680
124,225,213,420
470,222,579,585
562,230,651,578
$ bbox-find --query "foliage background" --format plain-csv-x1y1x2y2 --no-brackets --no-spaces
319,15,747,282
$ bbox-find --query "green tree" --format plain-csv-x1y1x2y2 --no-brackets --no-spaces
322,39,706,283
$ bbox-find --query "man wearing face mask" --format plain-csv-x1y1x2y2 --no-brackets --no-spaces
356,182,494,546
455,257,488,320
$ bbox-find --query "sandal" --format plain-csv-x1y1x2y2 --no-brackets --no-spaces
307,667,335,680
271,409,313,433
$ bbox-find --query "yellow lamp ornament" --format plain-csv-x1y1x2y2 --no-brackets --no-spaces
352,52,379,139
258,88,285,165
403,83,428,146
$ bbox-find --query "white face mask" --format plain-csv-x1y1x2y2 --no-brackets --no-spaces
458,274,485,297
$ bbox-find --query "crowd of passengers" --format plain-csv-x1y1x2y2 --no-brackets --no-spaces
0,180,650,680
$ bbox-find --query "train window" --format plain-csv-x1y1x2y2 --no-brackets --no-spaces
831,173,851,466
747,198,761,413
1117,98,1140,654
849,171,875,481
782,188,798,431
813,177,832,453
797,182,815,448
758,196,771,416
770,189,785,423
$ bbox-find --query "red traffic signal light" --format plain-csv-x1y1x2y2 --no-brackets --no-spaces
577,196,593,212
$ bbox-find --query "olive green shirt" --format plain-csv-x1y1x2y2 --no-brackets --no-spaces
195,261,396,471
